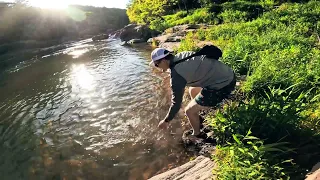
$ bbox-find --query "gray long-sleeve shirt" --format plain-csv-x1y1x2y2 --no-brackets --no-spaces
164,51,234,122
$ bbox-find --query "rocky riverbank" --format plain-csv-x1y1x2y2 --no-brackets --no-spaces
98,23,320,180
111,24,320,180
104,24,213,50
148,156,215,180
148,159,320,180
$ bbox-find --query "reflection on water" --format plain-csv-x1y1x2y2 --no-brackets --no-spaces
0,39,191,180
68,49,90,58
71,64,95,90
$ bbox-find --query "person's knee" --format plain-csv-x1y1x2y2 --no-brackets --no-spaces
189,87,201,99
185,104,197,116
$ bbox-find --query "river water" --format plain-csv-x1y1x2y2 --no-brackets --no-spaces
0,39,191,180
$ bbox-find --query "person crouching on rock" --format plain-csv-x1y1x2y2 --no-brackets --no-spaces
149,48,236,139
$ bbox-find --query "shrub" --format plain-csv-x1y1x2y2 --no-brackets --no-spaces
208,87,320,178
173,1,320,178
218,10,249,23
214,134,291,179
175,32,199,52
221,1,264,20
164,8,217,28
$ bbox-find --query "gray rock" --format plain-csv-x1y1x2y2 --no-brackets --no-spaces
119,24,160,42
152,24,210,48
92,34,109,41
165,36,184,42
128,38,144,44
166,24,201,34
120,39,146,46
159,42,181,52
120,41,129,46
147,38,153,43
109,29,122,39
181,127,216,157
148,156,215,180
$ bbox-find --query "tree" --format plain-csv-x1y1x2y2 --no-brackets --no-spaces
127,0,178,25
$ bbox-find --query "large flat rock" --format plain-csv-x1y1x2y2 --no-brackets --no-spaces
148,156,215,180
159,42,181,52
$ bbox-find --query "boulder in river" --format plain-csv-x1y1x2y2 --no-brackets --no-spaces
119,24,160,42
92,34,109,41
120,38,146,46
127,38,145,44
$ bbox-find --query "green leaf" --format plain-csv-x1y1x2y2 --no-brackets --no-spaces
247,152,254,158
238,148,245,153
230,149,234,156
238,161,247,166
245,129,252,137
243,136,260,140
232,134,241,145
219,117,226,122
281,159,293,164
248,171,256,177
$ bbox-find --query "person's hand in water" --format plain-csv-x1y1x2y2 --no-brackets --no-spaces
158,119,169,129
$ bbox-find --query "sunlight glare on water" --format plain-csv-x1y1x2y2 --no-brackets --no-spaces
71,64,95,90
68,49,90,58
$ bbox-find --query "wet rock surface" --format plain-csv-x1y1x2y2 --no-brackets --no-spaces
92,34,109,41
119,24,158,42
149,24,212,51
181,126,216,158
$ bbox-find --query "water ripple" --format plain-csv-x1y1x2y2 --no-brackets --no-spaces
0,40,190,180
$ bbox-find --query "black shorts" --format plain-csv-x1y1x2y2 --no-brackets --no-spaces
195,75,236,107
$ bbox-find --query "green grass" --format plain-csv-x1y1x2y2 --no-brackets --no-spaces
180,1,320,94
152,8,218,32
208,87,320,179
150,1,267,32
175,1,320,179
167,8,217,25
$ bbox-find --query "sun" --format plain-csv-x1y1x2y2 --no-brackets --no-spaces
29,0,69,9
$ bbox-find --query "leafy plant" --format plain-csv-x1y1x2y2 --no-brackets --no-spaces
129,0,320,178
214,131,292,179
175,32,199,52
218,10,249,23
208,86,320,178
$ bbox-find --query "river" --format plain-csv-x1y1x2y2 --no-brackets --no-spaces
0,39,191,180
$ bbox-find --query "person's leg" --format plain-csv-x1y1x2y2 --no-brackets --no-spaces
185,99,208,135
189,87,202,99
186,76,236,137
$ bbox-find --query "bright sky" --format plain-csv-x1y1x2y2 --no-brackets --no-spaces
1,0,129,9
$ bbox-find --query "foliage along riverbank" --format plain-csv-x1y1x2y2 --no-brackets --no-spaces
128,0,320,179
